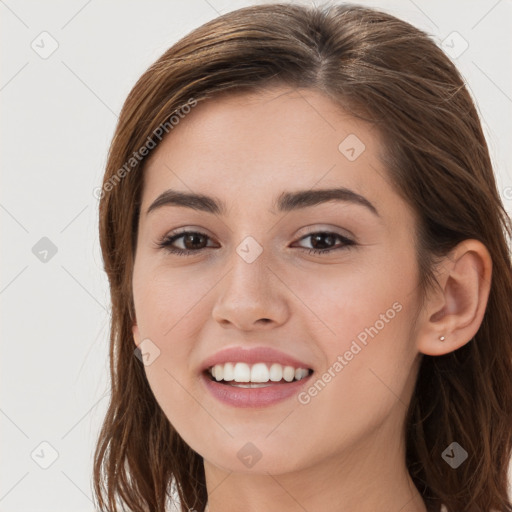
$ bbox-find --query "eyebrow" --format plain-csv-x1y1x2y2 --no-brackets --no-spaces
145,187,380,217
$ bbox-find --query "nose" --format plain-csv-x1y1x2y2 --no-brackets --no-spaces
211,246,289,331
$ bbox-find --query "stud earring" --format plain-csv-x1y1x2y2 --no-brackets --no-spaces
439,335,446,342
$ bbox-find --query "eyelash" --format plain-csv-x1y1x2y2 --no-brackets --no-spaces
155,229,356,256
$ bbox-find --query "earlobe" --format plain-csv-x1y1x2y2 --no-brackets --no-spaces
416,239,492,356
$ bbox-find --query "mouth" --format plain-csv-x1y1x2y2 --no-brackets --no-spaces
199,347,316,407
203,362,314,388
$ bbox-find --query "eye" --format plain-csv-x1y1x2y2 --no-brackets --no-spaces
155,229,355,256
155,229,216,256
293,231,355,255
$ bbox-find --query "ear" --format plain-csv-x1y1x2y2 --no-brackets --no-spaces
415,239,492,356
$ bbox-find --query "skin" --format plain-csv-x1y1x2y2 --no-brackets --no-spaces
131,85,492,512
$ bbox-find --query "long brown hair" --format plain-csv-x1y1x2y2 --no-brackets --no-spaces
93,3,512,511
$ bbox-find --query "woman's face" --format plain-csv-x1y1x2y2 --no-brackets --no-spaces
132,85,424,474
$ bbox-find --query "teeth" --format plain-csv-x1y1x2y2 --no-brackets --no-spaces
251,362,269,383
269,363,282,382
214,364,223,382
234,362,251,382
283,366,295,382
223,362,235,381
208,362,311,383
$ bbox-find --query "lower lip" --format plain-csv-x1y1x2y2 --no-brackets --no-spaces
200,371,314,408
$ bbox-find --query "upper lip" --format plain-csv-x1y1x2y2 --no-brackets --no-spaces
200,346,314,373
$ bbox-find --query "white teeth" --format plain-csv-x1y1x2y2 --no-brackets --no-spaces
250,362,270,383
214,364,223,382
234,362,251,382
269,363,283,382
282,366,295,382
223,362,235,381
207,362,311,383
295,368,309,380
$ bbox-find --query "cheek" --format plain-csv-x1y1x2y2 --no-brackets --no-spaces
305,251,415,342
132,260,215,336
131,261,218,417
300,248,419,406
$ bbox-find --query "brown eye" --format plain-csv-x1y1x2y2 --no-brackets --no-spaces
156,230,355,257
157,230,215,256
294,231,355,255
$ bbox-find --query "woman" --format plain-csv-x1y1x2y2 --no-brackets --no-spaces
93,3,512,512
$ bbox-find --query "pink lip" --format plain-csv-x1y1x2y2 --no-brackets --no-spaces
199,347,315,408
199,346,313,373
201,371,313,408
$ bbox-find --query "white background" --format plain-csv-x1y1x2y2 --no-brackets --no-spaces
1,0,511,510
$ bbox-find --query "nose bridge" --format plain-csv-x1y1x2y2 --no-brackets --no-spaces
225,233,273,300
212,232,288,328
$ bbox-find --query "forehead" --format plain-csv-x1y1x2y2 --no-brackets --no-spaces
141,86,391,215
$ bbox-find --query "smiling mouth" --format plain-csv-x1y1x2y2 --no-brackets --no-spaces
203,364,314,388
